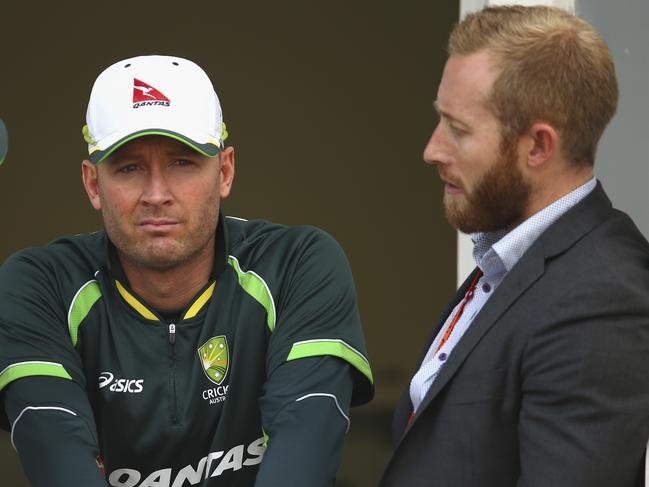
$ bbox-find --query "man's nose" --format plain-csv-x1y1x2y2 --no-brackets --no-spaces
141,168,173,205
423,123,448,166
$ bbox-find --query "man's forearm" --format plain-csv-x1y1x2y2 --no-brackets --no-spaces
255,357,353,487
5,376,106,487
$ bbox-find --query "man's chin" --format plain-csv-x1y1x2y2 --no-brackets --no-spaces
444,205,481,234
123,243,189,272
447,219,476,234
444,199,466,227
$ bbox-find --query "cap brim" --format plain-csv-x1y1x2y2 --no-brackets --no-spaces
88,129,221,165
0,119,8,166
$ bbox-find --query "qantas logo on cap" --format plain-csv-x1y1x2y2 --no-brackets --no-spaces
132,78,170,108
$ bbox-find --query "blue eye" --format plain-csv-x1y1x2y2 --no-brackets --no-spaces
449,124,462,134
119,164,138,173
449,124,467,138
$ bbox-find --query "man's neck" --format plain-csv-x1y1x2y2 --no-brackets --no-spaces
534,169,593,212
119,246,215,313
505,167,594,233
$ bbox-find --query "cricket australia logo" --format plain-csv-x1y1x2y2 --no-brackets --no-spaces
198,336,229,385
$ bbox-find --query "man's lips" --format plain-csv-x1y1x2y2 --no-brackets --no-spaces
137,219,180,231
439,175,463,194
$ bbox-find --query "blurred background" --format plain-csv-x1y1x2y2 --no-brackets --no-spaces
0,1,459,485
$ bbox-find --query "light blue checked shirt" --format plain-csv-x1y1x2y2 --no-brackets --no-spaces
409,177,597,412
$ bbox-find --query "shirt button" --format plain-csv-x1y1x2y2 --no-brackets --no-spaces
482,282,491,293
438,352,448,361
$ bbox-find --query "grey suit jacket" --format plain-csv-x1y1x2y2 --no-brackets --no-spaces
380,183,649,487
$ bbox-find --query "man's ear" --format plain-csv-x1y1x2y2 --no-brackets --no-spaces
82,160,102,211
218,146,235,200
525,122,559,169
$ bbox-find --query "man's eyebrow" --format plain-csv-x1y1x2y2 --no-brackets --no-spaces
165,149,203,158
104,151,137,165
104,147,204,164
433,101,469,127
433,101,453,120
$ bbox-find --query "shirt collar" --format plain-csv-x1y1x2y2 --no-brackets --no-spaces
472,177,597,275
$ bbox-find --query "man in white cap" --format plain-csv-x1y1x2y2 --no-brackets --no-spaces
0,55,373,486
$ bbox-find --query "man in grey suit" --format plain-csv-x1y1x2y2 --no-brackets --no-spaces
380,5,649,487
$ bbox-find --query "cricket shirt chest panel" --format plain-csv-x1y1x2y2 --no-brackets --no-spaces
83,268,270,483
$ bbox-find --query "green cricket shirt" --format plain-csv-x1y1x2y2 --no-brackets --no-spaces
0,214,373,486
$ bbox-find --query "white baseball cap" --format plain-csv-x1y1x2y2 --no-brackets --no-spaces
83,55,227,165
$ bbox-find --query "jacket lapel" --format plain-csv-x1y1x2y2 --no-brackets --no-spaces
392,270,482,438
420,271,479,363
404,182,613,434
409,244,545,427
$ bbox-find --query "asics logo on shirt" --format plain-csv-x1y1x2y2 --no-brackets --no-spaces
99,372,144,393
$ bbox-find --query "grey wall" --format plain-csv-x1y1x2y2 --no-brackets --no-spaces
577,0,649,238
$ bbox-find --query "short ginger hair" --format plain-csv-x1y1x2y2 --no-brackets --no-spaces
449,5,618,166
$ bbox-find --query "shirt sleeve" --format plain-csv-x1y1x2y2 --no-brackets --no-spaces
265,228,374,406
0,250,88,428
4,376,106,486
255,356,353,487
